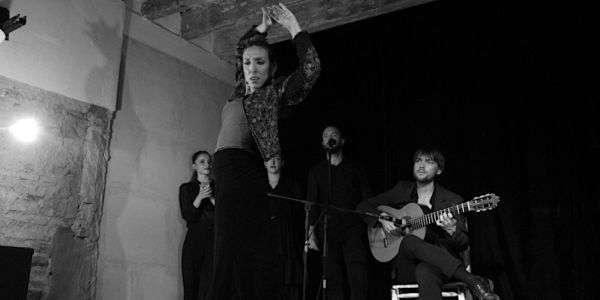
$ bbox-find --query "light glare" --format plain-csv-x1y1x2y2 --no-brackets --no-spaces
9,118,39,142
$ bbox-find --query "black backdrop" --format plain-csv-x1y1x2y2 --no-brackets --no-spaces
271,0,600,299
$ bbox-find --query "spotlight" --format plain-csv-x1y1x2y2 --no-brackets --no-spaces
8,118,39,143
0,6,27,42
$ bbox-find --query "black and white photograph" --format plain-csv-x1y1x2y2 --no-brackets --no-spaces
1,0,597,299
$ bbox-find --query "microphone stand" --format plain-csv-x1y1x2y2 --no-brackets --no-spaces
321,147,334,300
302,202,310,300
268,193,380,300
267,193,380,219
268,192,378,300
269,145,383,300
315,146,335,300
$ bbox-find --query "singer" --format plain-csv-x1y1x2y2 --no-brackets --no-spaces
208,3,320,300
306,125,372,300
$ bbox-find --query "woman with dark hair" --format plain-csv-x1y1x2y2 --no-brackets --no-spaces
208,3,320,300
179,150,214,300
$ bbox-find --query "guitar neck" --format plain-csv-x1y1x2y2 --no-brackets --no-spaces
407,202,472,230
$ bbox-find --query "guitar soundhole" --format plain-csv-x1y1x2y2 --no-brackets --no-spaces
390,218,410,236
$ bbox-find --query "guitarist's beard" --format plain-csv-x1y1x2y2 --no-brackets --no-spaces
415,175,436,185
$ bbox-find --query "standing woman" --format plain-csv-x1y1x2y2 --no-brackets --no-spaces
179,150,215,300
209,3,320,300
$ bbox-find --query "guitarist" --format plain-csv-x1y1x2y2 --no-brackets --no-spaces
356,146,499,300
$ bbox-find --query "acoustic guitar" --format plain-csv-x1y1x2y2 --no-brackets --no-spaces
367,193,500,262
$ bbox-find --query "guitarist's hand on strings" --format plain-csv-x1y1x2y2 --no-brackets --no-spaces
379,212,398,234
436,212,457,236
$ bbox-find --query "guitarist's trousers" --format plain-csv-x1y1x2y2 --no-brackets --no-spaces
396,235,464,300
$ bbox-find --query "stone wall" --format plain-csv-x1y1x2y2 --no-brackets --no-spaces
0,75,113,300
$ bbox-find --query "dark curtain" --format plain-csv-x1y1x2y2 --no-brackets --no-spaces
273,0,600,299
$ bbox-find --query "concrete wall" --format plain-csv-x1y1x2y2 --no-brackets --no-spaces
96,12,233,300
0,0,124,111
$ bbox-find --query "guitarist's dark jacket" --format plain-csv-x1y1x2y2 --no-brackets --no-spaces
357,181,469,260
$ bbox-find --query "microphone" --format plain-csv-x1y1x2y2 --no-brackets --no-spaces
327,138,336,149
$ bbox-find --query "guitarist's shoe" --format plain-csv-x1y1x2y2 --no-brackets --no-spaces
470,276,500,300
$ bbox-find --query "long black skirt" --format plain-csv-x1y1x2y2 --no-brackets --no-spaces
207,148,283,300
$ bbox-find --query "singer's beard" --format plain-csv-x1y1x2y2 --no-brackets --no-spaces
324,144,342,154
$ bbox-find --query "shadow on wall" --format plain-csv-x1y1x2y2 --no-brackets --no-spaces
92,18,189,300
81,12,140,300
98,60,147,299
83,15,122,110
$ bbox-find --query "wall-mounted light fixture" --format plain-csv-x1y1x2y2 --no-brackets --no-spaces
0,118,40,143
6,118,40,143
0,6,27,42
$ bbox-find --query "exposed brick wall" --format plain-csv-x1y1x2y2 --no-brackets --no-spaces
0,75,113,300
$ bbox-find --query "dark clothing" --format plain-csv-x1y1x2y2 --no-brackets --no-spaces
357,181,469,300
306,158,372,300
207,26,320,300
230,27,321,161
307,159,372,238
179,181,215,300
323,229,371,300
209,149,282,300
268,177,305,300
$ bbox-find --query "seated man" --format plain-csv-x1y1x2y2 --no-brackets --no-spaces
357,146,499,300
